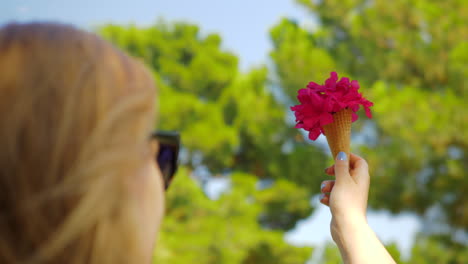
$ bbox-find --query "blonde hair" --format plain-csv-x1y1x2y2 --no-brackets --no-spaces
0,23,157,263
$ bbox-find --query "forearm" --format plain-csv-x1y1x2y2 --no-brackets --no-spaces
333,219,396,264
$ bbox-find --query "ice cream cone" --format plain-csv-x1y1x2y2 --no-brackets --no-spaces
323,108,352,160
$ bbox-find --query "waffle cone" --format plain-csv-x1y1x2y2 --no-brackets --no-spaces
323,108,352,160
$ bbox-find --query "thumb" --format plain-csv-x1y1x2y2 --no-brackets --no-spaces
334,152,351,184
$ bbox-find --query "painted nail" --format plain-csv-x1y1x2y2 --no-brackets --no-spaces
337,151,347,161
321,182,326,190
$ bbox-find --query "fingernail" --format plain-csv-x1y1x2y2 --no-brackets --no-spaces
320,182,326,190
337,151,347,161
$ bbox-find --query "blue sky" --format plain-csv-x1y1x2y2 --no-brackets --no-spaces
1,0,314,70
1,0,420,259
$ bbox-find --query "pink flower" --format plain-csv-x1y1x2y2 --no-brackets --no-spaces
291,72,373,140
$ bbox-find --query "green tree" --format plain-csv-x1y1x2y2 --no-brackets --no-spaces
406,234,468,264
99,22,327,188
270,0,467,262
99,21,328,225
316,243,342,264
153,168,312,264
98,0,467,261
295,0,467,94
289,0,468,229
99,22,320,263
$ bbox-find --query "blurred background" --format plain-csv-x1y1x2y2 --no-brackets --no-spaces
1,0,467,263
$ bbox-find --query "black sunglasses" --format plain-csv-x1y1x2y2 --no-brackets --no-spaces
151,131,180,190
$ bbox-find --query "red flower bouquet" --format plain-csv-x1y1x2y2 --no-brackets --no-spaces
291,72,373,158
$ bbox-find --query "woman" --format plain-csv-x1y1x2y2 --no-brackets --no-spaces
0,23,394,263
0,23,164,263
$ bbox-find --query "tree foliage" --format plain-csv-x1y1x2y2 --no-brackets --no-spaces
98,0,467,262
272,0,467,246
153,168,312,264
100,22,327,186
99,21,318,263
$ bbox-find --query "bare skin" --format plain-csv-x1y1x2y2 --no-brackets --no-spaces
320,153,396,264
133,141,165,263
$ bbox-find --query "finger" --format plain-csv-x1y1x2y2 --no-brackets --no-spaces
349,153,369,185
325,165,335,176
334,151,352,184
319,193,330,206
349,153,363,168
320,180,335,193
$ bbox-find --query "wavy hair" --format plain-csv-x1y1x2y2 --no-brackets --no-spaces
0,23,157,263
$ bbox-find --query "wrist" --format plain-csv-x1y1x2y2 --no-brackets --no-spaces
331,216,396,264
331,214,369,248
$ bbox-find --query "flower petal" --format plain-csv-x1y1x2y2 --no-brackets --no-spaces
291,72,373,140
365,106,373,118
319,113,334,126
325,72,338,89
306,82,322,90
308,129,321,141
350,80,360,90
